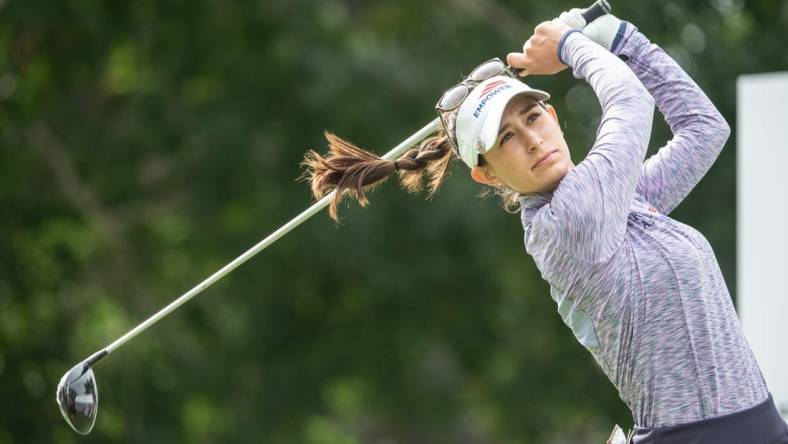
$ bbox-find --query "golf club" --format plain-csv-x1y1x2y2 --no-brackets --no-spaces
55,117,442,435
56,0,611,434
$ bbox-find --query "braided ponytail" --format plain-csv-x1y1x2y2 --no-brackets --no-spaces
300,129,455,221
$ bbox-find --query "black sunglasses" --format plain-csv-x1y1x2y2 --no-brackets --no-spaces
435,58,518,154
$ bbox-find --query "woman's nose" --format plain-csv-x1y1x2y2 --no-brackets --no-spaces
514,123,541,151
521,132,541,152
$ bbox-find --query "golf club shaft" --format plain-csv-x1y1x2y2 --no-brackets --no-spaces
82,117,441,366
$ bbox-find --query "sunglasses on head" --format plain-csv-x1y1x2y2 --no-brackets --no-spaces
436,58,518,112
435,58,518,154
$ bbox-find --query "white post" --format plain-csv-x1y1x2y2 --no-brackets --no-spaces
737,72,788,420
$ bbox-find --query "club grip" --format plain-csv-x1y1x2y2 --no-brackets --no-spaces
581,0,611,24
510,0,611,77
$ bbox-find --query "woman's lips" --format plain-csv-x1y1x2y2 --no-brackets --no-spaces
532,150,557,170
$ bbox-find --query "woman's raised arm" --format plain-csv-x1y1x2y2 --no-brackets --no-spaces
519,29,655,263
614,22,731,216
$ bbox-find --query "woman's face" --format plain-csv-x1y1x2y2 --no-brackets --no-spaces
470,94,574,194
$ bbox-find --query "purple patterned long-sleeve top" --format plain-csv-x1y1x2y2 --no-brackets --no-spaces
518,24,768,428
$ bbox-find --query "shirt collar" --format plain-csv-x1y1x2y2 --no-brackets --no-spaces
519,190,554,222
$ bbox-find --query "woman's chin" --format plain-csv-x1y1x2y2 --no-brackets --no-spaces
537,162,570,192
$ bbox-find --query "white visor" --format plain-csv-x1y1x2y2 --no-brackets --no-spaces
454,75,550,168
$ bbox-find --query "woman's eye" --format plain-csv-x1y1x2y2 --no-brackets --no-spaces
501,132,513,144
527,113,540,124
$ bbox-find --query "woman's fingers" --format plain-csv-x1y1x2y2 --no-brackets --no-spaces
506,52,531,77
508,21,570,76
508,38,534,76
507,51,527,69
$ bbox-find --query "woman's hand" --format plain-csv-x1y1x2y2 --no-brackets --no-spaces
507,20,573,77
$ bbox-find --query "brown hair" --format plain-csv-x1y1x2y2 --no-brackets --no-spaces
300,125,523,221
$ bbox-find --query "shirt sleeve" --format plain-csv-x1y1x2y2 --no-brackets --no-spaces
533,31,654,264
613,22,731,216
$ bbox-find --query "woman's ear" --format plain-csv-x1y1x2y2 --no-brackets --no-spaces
545,103,559,122
470,166,498,186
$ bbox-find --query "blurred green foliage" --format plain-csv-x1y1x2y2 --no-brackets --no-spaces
1,0,786,442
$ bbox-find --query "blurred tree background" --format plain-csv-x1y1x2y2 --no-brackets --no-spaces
1,0,786,442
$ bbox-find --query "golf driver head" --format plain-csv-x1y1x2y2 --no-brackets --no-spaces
56,361,98,435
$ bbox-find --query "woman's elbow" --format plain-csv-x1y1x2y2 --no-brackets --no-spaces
708,113,731,149
689,110,731,150
716,116,732,144
705,101,731,139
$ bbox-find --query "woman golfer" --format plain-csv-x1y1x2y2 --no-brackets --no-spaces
303,10,788,444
